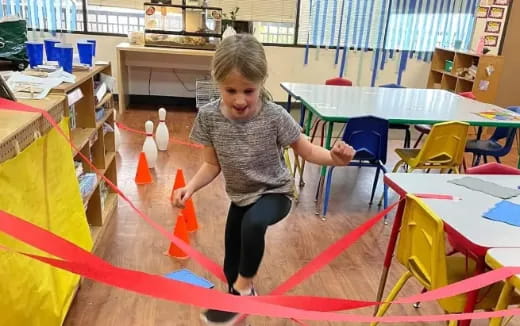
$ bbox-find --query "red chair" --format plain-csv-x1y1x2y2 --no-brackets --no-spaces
325,77,353,86
459,91,476,100
466,162,520,175
311,77,354,147
413,91,477,148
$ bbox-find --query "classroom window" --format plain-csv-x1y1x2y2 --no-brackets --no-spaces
1,0,84,32
385,12,475,51
297,0,386,49
253,21,295,44
296,0,478,52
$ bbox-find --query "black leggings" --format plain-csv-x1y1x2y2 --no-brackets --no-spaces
223,194,292,287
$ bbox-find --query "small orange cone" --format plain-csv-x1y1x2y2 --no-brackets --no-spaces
168,212,190,259
135,152,152,184
170,168,186,201
183,197,199,232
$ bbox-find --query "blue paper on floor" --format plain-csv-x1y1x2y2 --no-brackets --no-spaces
165,269,214,289
483,201,520,227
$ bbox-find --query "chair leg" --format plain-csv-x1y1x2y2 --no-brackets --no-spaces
448,320,458,326
489,280,514,326
392,160,405,173
495,156,501,163
370,167,381,205
370,271,413,326
299,103,306,128
404,129,411,148
476,126,483,140
474,155,481,166
382,184,389,224
413,133,424,148
320,120,326,148
293,153,305,187
483,155,488,164
322,167,335,219
310,120,322,143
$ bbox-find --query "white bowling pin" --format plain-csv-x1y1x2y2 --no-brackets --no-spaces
114,109,121,152
142,120,158,168
156,107,169,151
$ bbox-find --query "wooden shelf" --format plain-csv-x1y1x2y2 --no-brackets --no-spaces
97,92,112,109
91,193,117,249
104,151,116,170
82,175,102,209
71,128,96,155
96,109,112,130
428,47,504,104
51,65,110,93
55,64,118,248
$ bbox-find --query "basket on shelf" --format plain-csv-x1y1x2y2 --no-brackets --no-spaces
195,79,220,109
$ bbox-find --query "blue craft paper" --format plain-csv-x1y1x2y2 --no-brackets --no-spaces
165,269,214,289
483,201,520,227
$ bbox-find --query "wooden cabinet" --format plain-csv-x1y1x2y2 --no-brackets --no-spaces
51,64,118,249
427,47,504,104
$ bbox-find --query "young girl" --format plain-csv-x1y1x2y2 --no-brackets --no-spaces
173,34,355,325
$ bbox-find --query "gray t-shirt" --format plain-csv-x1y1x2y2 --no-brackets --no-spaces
190,100,301,206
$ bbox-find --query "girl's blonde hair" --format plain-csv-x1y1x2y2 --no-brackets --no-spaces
212,34,272,102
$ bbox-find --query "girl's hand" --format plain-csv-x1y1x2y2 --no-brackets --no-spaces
330,141,356,165
172,186,193,208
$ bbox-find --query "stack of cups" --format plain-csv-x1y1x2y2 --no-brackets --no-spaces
26,38,97,73
77,41,95,67
44,38,60,63
55,43,74,73
25,41,44,68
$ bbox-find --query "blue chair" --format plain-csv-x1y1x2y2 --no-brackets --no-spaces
379,84,411,148
465,127,516,166
322,116,389,218
465,106,519,166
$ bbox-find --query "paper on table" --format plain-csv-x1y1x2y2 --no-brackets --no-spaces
448,176,520,199
6,70,76,99
483,200,520,227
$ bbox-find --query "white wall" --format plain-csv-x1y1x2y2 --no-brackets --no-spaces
31,33,430,102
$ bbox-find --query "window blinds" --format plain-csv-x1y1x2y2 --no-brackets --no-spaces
209,0,297,23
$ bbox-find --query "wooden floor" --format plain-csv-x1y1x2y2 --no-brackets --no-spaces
64,106,520,326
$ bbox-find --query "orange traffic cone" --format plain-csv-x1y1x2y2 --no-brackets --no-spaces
170,168,186,201
135,152,152,184
168,212,190,259
183,197,199,232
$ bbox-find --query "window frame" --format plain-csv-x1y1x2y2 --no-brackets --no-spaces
23,0,476,52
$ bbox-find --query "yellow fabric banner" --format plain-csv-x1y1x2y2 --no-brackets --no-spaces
0,118,93,326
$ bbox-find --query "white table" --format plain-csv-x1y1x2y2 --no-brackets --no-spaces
378,173,520,326
281,83,520,128
385,173,520,250
280,83,520,215
486,248,520,326
116,43,214,114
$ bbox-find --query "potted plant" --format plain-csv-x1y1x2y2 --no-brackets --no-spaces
222,7,252,34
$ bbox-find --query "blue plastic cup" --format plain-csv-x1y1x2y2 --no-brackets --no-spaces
25,41,44,68
77,42,94,66
86,39,96,57
44,38,60,62
56,43,74,73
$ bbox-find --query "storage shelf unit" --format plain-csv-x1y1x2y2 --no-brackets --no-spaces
51,64,118,249
427,47,504,104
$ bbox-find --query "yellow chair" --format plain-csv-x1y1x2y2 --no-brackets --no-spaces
371,194,509,326
283,147,303,200
486,249,520,326
393,121,469,174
